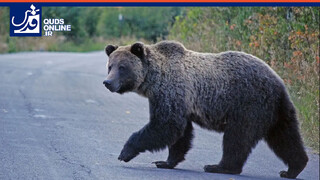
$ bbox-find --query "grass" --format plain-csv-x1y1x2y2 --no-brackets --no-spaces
47,39,106,52
289,83,319,153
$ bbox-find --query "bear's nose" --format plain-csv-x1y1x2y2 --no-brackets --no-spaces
103,80,111,86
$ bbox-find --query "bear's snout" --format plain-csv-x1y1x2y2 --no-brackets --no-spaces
103,79,113,90
103,79,111,86
103,79,119,92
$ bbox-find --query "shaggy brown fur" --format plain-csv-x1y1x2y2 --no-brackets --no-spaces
103,41,308,179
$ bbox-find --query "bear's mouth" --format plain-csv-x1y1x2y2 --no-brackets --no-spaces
110,85,121,93
105,83,121,93
116,80,135,94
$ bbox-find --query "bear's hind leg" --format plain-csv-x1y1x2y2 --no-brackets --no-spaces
204,125,259,175
265,120,308,179
154,121,194,169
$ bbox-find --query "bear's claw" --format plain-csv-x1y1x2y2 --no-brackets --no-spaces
279,170,296,179
118,145,139,162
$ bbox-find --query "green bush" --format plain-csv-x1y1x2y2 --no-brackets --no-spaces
97,7,181,42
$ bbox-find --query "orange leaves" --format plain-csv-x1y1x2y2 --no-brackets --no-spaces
288,34,294,41
270,59,277,68
293,50,303,57
230,24,236,30
289,27,318,46
235,40,241,46
249,35,260,48
245,19,252,24
284,62,292,69
284,79,292,85
297,75,306,81
249,41,259,48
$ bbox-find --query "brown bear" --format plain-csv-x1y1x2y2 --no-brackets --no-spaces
103,41,308,179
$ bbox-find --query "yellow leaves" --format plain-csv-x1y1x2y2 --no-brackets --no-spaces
249,35,256,41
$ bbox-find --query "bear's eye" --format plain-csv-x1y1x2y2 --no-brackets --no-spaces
119,66,125,71
108,66,112,73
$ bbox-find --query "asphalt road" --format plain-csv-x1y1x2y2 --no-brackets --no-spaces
0,52,318,180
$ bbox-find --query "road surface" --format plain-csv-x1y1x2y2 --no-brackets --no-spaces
0,52,318,180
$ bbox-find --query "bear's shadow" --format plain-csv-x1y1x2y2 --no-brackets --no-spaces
121,165,301,180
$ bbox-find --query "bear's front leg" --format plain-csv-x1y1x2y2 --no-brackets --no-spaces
118,95,187,163
118,120,186,163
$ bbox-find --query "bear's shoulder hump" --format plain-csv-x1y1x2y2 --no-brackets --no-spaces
154,40,186,55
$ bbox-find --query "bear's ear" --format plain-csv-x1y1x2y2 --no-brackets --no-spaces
105,45,118,56
131,42,144,59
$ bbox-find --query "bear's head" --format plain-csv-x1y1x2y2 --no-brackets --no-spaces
103,42,147,94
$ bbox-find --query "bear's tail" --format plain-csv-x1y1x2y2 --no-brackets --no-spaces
265,91,308,179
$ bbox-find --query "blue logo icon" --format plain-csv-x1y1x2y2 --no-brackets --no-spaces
10,4,42,36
